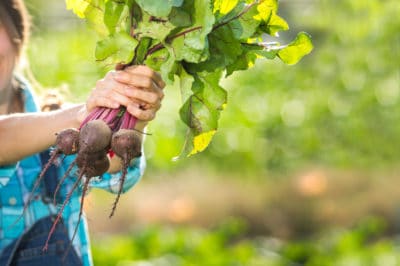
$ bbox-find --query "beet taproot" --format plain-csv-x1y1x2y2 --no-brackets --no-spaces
79,120,112,153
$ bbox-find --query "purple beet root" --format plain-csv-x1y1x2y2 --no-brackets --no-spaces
56,128,80,155
111,129,142,161
79,120,112,153
76,151,110,178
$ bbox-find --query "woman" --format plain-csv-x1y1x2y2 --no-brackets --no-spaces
0,0,165,265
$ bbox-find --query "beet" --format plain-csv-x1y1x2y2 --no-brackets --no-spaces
108,129,142,218
55,128,80,155
111,129,142,160
77,152,110,178
79,120,112,153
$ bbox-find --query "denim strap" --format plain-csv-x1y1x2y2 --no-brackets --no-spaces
39,150,59,203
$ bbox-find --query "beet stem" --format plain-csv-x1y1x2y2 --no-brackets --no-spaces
104,108,120,125
127,114,137,130
62,176,91,262
43,168,84,251
109,156,129,218
53,160,77,205
120,111,130,130
98,107,112,121
79,107,103,129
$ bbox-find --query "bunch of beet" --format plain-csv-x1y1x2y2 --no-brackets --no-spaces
17,106,142,251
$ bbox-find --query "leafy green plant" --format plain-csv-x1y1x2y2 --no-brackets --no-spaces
65,0,312,157
91,217,400,266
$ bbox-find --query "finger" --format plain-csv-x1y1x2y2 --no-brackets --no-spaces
125,87,161,105
97,78,138,107
124,65,166,88
114,69,165,90
127,104,156,122
86,96,120,112
139,101,162,111
111,75,164,105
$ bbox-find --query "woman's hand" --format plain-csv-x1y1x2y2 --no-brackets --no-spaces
83,65,165,129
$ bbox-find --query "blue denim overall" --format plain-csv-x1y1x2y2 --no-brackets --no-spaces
0,150,83,266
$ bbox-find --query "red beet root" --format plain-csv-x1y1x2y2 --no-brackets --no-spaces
56,128,80,155
79,120,112,153
111,129,142,160
108,129,142,218
76,151,110,178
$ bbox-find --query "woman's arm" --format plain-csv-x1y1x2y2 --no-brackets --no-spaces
0,104,83,165
0,65,165,166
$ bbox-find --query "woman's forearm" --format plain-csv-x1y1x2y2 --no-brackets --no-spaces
0,104,83,165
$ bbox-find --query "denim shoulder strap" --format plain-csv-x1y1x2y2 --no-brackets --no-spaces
39,150,59,202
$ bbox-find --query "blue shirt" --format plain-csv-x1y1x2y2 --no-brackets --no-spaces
0,78,145,265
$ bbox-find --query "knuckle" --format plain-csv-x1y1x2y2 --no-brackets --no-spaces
149,93,158,104
140,65,153,75
105,72,114,79
95,79,104,88
130,89,139,99
118,71,129,81
136,109,145,120
143,78,153,89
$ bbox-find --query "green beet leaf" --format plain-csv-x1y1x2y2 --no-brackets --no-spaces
185,26,242,73
79,0,108,37
171,0,215,63
169,7,192,27
136,13,176,42
135,0,184,17
264,12,289,36
95,32,138,65
104,0,130,34
278,32,314,65
178,71,227,157
66,0,90,18
213,0,239,15
227,3,261,40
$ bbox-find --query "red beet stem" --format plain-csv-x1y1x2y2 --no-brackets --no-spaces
127,114,137,130
43,169,84,251
120,111,130,130
79,107,104,129
104,108,121,125
97,107,112,122
53,161,76,205
109,156,129,218
62,176,91,261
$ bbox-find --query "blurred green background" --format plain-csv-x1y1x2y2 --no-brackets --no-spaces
24,0,400,265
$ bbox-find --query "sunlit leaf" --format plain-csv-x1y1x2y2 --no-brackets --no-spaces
190,130,217,155
278,32,313,65
265,13,289,36
254,0,277,21
104,0,130,34
65,0,89,18
214,0,239,15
